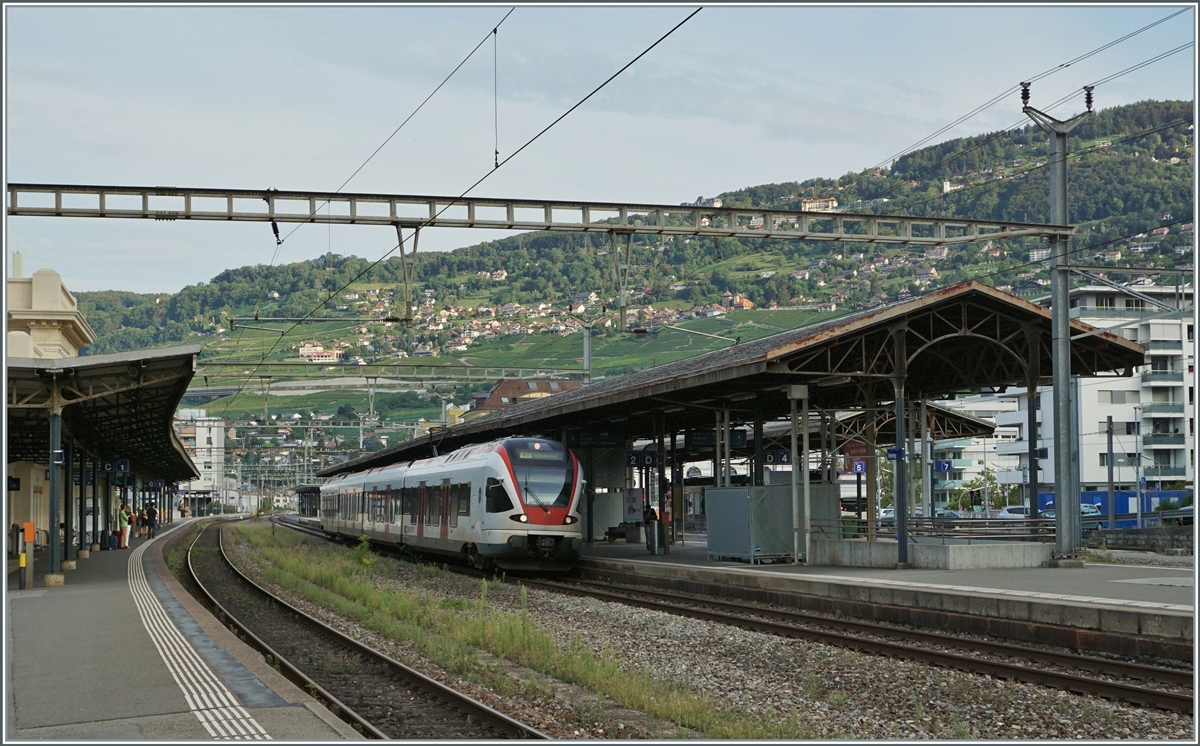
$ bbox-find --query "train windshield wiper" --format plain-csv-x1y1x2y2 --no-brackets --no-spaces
522,472,549,512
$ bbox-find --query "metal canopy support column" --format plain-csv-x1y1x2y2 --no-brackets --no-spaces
64,442,75,561
77,446,86,553
1024,85,1091,556
1024,324,1042,524
713,410,722,489
891,325,909,565
790,394,801,564
657,421,668,553
91,457,99,548
753,400,764,487
864,389,877,542
802,394,811,563
920,400,931,512
723,407,732,488
48,398,63,574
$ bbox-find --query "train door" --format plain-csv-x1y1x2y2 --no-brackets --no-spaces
416,482,426,539
440,479,451,541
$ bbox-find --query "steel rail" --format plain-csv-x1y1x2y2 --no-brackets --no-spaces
185,519,386,739
7,182,1072,246
272,515,1193,708
190,518,549,739
521,577,1193,713
563,578,1193,687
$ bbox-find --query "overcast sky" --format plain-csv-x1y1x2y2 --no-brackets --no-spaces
4,4,1195,294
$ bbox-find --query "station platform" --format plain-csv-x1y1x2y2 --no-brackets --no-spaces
4,519,362,741
580,539,1195,644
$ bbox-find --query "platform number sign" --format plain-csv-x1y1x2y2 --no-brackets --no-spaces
626,451,660,467
934,460,954,473
764,449,791,465
102,461,114,473
115,460,131,474
852,461,867,474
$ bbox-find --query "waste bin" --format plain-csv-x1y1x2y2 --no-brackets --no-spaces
646,520,663,554
841,515,857,539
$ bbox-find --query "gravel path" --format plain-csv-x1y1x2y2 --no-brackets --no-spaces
225,529,1194,740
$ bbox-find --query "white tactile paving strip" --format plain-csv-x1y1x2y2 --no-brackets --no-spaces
127,540,272,739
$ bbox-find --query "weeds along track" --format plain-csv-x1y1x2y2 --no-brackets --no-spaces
521,577,1194,714
270,514,1193,714
186,519,547,740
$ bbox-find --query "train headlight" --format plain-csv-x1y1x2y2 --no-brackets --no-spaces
509,513,529,523
563,515,577,524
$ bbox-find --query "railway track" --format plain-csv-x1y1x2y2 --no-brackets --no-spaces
519,576,1194,714
185,518,547,740
271,514,1194,714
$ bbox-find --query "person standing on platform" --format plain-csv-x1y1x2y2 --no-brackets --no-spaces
138,506,149,538
117,504,131,549
146,503,158,539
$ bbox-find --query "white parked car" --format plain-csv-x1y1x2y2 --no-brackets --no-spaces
997,505,1030,520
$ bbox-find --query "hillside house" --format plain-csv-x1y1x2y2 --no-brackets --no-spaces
801,197,838,212
490,269,508,281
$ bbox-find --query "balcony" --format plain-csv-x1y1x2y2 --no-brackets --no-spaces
1144,466,1187,478
1147,340,1184,352
1142,402,1184,415
1071,307,1156,319
1142,371,1184,383
995,410,1038,427
1142,433,1186,446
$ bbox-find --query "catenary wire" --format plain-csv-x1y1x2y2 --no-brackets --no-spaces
862,40,1194,207
883,115,1190,215
218,7,702,418
217,9,516,417
277,7,516,246
857,9,1190,184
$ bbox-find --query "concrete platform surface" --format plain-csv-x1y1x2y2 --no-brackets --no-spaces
5,518,362,741
583,540,1194,611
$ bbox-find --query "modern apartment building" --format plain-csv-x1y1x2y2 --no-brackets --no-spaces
175,408,226,497
995,283,1194,496
930,394,1021,509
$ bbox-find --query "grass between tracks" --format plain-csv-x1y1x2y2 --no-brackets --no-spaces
232,522,827,739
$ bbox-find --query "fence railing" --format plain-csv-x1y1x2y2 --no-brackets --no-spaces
813,516,1058,543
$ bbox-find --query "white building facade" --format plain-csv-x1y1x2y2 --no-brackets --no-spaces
175,409,227,497
995,283,1194,497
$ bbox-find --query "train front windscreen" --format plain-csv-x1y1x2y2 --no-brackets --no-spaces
503,439,573,509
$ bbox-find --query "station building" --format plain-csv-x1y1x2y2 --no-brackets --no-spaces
6,255,199,580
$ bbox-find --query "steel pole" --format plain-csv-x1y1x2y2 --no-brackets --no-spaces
1024,90,1091,556
802,396,811,564
891,326,908,565
791,398,800,564
1106,416,1115,530
48,412,62,574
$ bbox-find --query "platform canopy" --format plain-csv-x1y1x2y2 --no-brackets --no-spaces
319,281,1144,476
6,345,201,483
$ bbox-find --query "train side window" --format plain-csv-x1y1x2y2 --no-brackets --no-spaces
486,477,514,513
426,487,440,525
457,483,471,517
447,484,457,528
405,487,417,523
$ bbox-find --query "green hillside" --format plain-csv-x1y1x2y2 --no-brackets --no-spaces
75,99,1192,417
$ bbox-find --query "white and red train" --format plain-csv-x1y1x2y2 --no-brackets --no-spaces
318,437,584,571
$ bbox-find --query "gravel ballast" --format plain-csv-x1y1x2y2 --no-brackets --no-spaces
223,528,1194,740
